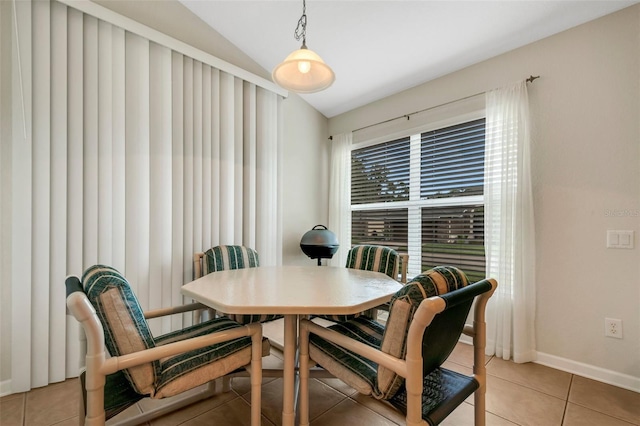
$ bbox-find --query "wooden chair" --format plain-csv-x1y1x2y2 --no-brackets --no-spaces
193,245,282,325
316,244,400,322
399,253,409,283
299,266,497,426
67,265,267,426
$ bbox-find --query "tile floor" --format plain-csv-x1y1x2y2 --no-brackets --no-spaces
1,342,639,426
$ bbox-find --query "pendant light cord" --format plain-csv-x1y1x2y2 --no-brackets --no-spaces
294,0,307,48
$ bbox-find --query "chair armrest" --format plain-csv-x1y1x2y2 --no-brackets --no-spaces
101,322,262,376
143,303,209,319
300,319,407,377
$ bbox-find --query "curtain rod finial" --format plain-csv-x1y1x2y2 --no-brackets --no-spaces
526,75,540,83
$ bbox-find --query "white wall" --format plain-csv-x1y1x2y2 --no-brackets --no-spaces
330,6,640,388
281,95,331,266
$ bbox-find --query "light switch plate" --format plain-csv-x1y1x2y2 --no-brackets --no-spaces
607,230,635,249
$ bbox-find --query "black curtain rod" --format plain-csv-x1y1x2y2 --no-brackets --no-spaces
328,75,540,140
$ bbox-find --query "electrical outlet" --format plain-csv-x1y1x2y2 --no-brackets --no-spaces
605,318,623,339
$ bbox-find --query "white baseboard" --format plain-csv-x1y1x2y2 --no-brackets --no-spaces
0,379,12,397
458,336,639,393
535,351,640,393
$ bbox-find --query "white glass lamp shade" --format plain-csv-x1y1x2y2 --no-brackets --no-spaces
272,47,335,93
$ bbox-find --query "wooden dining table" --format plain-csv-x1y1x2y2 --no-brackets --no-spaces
181,265,401,426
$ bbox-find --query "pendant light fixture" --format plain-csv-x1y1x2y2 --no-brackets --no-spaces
272,0,335,94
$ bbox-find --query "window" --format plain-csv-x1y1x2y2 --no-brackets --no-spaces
350,118,486,282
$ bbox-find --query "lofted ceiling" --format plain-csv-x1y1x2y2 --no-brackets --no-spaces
179,0,637,118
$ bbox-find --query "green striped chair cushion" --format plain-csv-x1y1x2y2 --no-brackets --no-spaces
203,245,260,273
83,264,268,399
346,245,399,279
202,245,282,325
309,266,469,400
318,245,400,322
378,266,469,397
153,317,259,398
308,316,383,394
82,265,158,395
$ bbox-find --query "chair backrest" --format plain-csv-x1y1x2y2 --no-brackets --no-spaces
202,245,260,275
82,264,158,395
398,253,409,283
345,245,399,280
377,266,479,398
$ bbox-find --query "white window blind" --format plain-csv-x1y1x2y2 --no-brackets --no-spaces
3,0,282,392
351,118,486,282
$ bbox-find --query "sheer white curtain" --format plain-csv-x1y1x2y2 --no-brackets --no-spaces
2,0,282,392
327,132,352,266
484,80,536,363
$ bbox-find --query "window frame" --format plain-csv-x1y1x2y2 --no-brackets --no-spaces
349,109,486,279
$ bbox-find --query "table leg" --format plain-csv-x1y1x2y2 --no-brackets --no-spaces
282,314,297,426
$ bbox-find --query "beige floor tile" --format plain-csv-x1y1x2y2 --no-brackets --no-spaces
441,401,518,425
568,375,640,425
350,393,405,424
181,396,274,426
24,379,79,426
447,342,492,368
237,377,349,425
147,390,238,426
0,392,25,426
230,375,278,397
485,375,566,426
309,398,398,425
300,379,351,423
317,377,359,397
137,383,236,421
51,417,84,426
106,402,144,425
442,360,473,376
239,378,284,425
563,402,637,426
487,357,572,399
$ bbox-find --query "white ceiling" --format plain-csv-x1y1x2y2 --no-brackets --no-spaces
180,0,637,118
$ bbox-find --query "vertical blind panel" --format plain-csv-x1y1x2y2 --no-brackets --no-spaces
421,204,485,282
277,96,284,265
243,82,257,248
8,0,281,390
83,14,98,267
192,61,203,254
66,6,84,287
124,31,151,301
351,209,408,253
210,68,221,246
97,20,113,265
170,51,187,328
51,0,70,381
234,77,244,242
219,71,235,244
256,88,276,264
201,65,212,251
351,137,411,205
10,0,33,392
32,0,51,388
420,118,485,198
182,56,194,291
148,42,173,333
111,26,126,272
